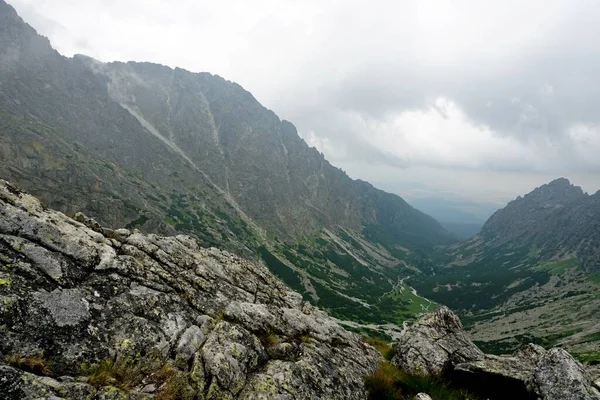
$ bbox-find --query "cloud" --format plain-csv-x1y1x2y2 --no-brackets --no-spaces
9,0,600,200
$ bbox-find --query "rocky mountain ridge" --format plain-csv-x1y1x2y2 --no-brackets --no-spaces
0,179,380,399
0,0,453,326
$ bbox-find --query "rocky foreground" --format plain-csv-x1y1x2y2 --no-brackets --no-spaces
0,180,380,399
2,179,600,400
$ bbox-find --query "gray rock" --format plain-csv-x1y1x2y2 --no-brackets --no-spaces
532,348,600,400
34,288,91,327
414,394,433,400
0,180,380,399
403,307,600,400
391,306,483,374
74,211,103,233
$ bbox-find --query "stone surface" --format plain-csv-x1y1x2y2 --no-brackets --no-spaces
400,307,600,400
0,180,380,399
390,306,484,374
454,345,600,400
532,348,600,400
414,394,432,400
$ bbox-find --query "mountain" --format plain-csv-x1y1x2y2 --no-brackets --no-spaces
0,0,454,327
408,178,600,361
0,179,380,399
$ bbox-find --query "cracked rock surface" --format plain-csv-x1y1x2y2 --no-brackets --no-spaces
0,180,380,399
394,306,600,400
390,306,484,374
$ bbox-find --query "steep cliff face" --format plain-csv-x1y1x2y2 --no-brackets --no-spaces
0,180,380,399
0,0,454,325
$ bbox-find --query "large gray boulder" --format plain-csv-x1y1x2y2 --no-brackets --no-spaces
390,306,484,374
532,348,600,400
397,307,600,400
454,346,600,400
0,180,380,399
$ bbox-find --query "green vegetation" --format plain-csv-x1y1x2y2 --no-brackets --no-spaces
125,213,149,229
83,355,194,398
375,284,435,325
258,246,306,296
5,354,51,375
533,258,582,274
588,273,600,285
410,245,550,312
571,350,600,365
258,331,278,348
474,328,583,354
365,362,479,400
362,336,395,361
574,331,600,345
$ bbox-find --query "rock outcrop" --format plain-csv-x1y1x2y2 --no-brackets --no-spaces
390,306,483,374
0,180,380,399
393,307,600,400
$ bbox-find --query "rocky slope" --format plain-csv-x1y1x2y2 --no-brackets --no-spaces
0,0,454,326
409,179,600,363
392,307,600,400
0,180,380,399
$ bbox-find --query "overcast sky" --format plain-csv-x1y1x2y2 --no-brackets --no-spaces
10,0,600,210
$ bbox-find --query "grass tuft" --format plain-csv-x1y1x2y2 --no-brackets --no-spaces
84,354,193,398
363,336,396,361
365,362,480,400
5,354,51,375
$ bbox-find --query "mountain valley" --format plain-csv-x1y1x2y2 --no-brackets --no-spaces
1,0,600,397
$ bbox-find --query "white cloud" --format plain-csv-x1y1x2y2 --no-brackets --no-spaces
9,0,600,202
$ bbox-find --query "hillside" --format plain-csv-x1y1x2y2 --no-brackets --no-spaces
409,178,600,362
0,0,454,327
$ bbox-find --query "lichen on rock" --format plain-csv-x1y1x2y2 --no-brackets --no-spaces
0,180,380,399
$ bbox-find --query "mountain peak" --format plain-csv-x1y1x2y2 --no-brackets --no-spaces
524,177,585,204
481,178,586,241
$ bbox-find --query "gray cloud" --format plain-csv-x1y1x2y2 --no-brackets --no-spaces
9,0,600,200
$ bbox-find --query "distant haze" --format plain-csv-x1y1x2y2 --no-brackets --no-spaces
10,0,600,204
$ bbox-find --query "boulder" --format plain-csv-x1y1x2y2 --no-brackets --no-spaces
399,307,600,400
532,348,600,400
390,306,483,374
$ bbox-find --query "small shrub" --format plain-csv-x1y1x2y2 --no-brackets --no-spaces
258,331,278,348
365,362,480,400
5,354,51,375
86,357,146,390
85,354,174,392
300,334,312,343
156,370,194,400
363,336,395,360
365,362,404,400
